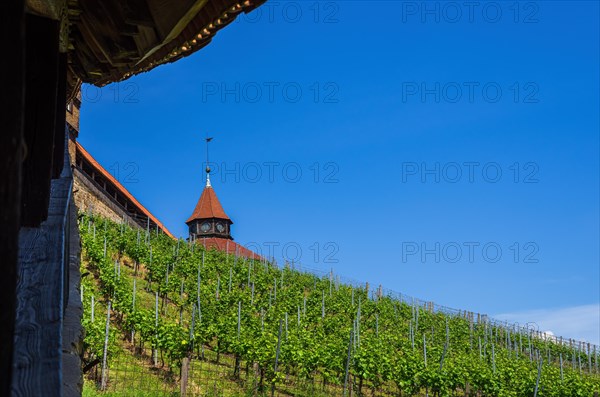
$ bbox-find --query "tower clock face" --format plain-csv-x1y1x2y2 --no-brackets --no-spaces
216,222,225,233
200,222,211,232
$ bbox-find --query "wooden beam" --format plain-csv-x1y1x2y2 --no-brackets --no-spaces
123,0,156,28
52,54,68,179
139,0,209,63
0,0,25,395
21,14,60,226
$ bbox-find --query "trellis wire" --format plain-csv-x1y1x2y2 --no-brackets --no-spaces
296,264,600,353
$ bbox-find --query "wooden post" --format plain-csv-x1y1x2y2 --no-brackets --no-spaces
0,3,30,390
588,343,592,373
153,292,158,366
20,13,60,226
131,279,136,341
415,304,419,331
272,319,283,397
533,358,542,397
197,255,202,310
246,260,251,287
560,353,564,381
469,316,473,350
237,301,241,338
410,320,414,350
179,279,184,324
492,343,496,373
180,355,190,397
343,330,353,396
101,301,112,390
440,338,448,371
0,0,25,386
303,296,306,316
51,53,67,179
423,334,427,367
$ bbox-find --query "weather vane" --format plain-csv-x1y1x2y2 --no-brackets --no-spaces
205,135,213,187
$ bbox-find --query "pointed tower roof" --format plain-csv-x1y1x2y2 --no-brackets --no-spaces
187,136,232,225
186,183,231,224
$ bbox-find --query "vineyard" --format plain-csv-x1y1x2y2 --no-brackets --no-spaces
79,213,600,397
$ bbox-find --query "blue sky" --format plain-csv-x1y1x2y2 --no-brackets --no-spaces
79,1,599,343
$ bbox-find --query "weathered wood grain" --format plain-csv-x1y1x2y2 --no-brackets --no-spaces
12,147,73,397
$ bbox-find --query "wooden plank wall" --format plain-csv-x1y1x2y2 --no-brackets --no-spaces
12,134,73,396
0,1,25,395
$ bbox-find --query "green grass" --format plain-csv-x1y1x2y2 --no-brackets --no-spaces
84,342,342,397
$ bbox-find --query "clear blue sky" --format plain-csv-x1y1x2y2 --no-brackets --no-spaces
79,1,599,343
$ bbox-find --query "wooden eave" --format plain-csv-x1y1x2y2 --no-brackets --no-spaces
63,0,265,87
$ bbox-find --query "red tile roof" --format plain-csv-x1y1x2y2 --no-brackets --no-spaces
186,185,231,223
199,237,261,260
76,142,176,240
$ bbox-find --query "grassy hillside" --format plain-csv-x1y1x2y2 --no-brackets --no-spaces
79,213,600,396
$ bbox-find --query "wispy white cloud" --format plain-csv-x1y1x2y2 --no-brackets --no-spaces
494,304,600,345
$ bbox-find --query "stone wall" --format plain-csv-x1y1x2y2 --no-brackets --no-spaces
72,167,141,228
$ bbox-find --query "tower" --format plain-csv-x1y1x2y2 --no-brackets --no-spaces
186,139,233,241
